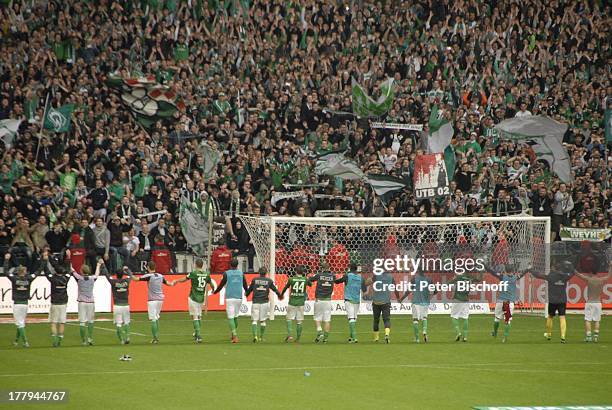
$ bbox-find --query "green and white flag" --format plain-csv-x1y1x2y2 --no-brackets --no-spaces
315,152,365,180
179,197,209,255
352,77,395,118
366,174,409,201
106,74,185,129
426,105,453,153
197,141,221,178
44,104,74,133
495,116,572,183
0,119,22,147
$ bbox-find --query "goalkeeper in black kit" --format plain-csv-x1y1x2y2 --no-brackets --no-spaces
245,267,282,342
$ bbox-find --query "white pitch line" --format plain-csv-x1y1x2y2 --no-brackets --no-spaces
0,363,610,379
65,323,147,337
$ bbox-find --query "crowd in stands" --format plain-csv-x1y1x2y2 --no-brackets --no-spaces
0,0,609,271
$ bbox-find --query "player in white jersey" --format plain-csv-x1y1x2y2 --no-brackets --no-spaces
67,250,102,346
575,263,611,342
133,261,174,344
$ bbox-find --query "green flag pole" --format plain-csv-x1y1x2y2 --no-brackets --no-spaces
34,93,50,163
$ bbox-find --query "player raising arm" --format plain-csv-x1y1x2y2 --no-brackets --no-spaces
3,253,37,347
307,261,337,343
245,267,282,343
172,258,215,344
575,262,612,342
280,266,308,342
132,261,174,344
488,263,529,343
531,259,578,343
334,263,367,343
400,270,436,343
39,249,70,347
67,250,102,346
105,266,133,344
213,258,248,343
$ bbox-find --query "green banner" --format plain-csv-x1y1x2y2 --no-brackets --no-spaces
559,227,611,242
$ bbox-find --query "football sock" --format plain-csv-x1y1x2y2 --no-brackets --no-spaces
493,320,500,335
151,320,159,338
349,320,356,339
296,323,303,340
373,331,380,341
422,319,428,334
452,318,460,335
14,328,19,343
286,320,292,336
251,323,257,338
123,324,130,340
233,318,238,330
384,328,390,337
503,322,511,338
259,324,266,338
323,331,329,340
116,326,123,341
79,325,87,342
560,316,567,339
463,319,469,339
193,320,201,338
87,322,94,339
412,321,419,339
228,319,237,336
546,316,553,336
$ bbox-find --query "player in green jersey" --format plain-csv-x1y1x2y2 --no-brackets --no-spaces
448,273,477,342
280,265,308,342
172,259,215,343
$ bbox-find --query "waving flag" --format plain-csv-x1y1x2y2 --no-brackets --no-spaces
366,174,409,203
425,105,453,153
495,116,572,183
179,197,210,255
315,152,365,180
352,77,395,118
44,104,74,133
107,74,185,129
0,119,22,147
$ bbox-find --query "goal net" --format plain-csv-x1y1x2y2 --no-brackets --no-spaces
239,216,551,318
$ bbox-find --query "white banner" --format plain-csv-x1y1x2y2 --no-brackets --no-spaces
370,122,423,131
237,299,490,317
0,276,112,315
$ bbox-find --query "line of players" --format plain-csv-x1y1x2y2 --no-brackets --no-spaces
3,251,610,347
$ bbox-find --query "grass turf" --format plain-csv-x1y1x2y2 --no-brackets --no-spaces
0,313,610,410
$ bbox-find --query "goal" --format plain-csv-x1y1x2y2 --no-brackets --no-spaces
239,216,551,318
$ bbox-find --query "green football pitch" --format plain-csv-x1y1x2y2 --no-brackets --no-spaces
1,313,610,410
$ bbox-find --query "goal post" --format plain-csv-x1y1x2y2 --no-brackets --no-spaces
240,215,552,319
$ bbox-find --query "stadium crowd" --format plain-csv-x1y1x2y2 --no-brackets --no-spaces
0,0,610,270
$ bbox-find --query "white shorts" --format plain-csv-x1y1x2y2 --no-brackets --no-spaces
147,300,163,321
114,305,130,325
345,301,359,320
412,304,429,321
314,300,332,322
226,298,243,319
286,305,304,321
584,302,602,322
189,298,203,318
450,302,470,319
13,304,27,328
494,301,515,322
251,303,269,322
78,302,95,323
49,304,67,324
